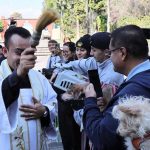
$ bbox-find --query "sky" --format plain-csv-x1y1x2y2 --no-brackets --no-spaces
0,0,44,18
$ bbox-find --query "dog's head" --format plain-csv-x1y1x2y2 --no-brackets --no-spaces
112,96,150,139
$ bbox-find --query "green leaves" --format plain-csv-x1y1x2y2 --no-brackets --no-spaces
117,16,150,28
0,20,3,32
42,0,150,37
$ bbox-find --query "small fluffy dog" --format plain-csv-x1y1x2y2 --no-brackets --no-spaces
112,96,150,150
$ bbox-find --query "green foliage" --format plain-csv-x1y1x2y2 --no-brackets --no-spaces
96,15,107,31
89,0,106,13
43,0,108,39
110,0,150,30
117,16,150,28
0,20,3,32
43,0,150,36
42,0,57,10
43,0,87,39
89,0,107,31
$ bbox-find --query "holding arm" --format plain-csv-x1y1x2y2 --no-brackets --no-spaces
83,84,124,150
2,47,37,108
0,47,37,133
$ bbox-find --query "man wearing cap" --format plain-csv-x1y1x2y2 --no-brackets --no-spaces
90,32,124,85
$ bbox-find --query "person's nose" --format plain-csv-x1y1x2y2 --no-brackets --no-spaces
90,50,94,56
77,51,81,55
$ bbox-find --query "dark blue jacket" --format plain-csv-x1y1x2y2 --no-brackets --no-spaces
83,70,150,150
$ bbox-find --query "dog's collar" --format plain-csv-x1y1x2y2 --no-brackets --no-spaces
132,132,150,150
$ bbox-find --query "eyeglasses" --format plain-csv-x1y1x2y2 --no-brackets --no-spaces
108,47,121,53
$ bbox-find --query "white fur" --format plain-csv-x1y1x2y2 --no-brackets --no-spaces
124,137,136,150
112,96,150,150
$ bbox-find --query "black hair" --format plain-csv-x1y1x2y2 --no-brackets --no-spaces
76,34,91,58
4,27,31,49
48,39,59,48
10,19,17,26
63,42,76,53
48,39,58,44
111,25,149,59
0,45,2,49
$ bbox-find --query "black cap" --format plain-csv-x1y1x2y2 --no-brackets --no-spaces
76,34,91,52
90,32,111,50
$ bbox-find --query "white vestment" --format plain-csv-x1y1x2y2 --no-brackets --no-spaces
0,60,57,150
0,83,17,134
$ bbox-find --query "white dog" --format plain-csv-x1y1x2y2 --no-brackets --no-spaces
112,96,150,150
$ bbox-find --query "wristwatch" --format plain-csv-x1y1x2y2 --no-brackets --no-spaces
43,107,48,117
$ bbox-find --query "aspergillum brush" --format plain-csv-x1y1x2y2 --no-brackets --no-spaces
31,9,60,47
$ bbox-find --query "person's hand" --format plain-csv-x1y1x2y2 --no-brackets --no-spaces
49,72,57,84
68,83,89,100
84,83,96,98
61,93,74,101
97,97,107,111
97,84,117,111
17,47,37,77
19,97,46,120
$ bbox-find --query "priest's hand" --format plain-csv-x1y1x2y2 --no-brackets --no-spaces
19,97,47,120
17,47,37,78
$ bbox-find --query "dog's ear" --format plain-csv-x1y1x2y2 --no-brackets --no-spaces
112,105,121,119
119,106,141,116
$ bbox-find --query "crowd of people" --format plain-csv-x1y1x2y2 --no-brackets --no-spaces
0,24,150,150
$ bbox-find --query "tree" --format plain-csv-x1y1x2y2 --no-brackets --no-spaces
43,0,88,40
0,20,3,32
89,0,107,32
43,0,108,41
42,0,57,10
10,12,22,19
43,0,150,37
109,0,150,30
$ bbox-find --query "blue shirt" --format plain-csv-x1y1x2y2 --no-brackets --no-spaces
127,59,150,81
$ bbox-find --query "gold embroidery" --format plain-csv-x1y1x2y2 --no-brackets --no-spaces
13,126,25,150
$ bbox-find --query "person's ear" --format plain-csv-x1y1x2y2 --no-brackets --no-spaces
120,47,127,61
3,47,8,57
